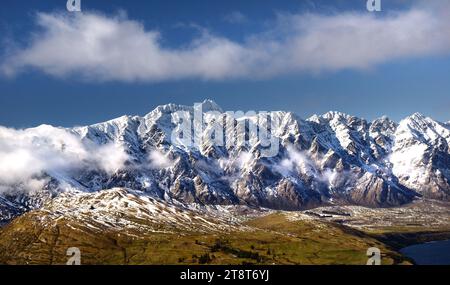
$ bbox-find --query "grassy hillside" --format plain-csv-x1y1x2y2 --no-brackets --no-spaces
0,211,409,265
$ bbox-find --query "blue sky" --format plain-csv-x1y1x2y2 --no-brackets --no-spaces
0,0,449,128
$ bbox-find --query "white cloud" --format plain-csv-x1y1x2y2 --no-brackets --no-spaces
277,146,317,176
94,143,129,174
275,145,358,189
0,125,128,194
236,151,253,169
217,151,253,171
148,150,174,169
2,3,450,81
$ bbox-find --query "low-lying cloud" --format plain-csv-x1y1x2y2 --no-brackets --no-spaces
275,145,355,188
2,2,450,82
148,150,174,169
0,125,128,194
276,146,318,177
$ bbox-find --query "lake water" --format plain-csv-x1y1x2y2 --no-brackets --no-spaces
400,240,450,265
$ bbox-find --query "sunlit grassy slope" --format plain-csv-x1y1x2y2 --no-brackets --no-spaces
0,211,410,265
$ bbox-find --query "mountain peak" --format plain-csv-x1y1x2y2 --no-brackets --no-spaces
199,99,223,113
146,100,223,117
408,112,427,120
399,112,431,128
93,115,133,126
306,111,352,124
371,115,395,124
152,103,187,114
321,111,354,121
397,112,450,143
377,115,390,121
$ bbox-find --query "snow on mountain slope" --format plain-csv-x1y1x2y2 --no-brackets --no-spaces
41,188,243,234
0,101,448,222
390,113,450,199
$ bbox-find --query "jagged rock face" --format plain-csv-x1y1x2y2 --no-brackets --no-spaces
390,113,450,200
350,172,414,207
0,101,449,220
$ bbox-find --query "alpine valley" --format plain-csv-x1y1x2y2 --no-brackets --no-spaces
0,100,449,265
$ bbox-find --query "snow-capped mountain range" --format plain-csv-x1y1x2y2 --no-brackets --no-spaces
0,100,449,222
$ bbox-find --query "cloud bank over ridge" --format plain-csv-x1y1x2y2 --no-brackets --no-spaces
0,125,128,194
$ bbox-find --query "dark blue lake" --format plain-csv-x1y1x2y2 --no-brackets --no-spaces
400,240,450,265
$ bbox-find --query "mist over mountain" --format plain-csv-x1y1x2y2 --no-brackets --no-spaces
1,100,449,223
